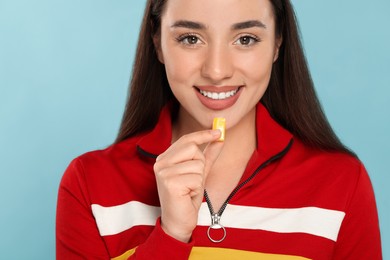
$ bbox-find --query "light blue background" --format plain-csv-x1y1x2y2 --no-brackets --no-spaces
0,0,388,259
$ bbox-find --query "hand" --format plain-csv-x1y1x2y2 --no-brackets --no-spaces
153,129,224,242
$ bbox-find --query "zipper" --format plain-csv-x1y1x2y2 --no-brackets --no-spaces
204,139,293,243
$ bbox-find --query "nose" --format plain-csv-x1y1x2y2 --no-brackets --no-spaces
201,44,233,83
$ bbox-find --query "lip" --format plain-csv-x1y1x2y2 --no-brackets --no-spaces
194,85,243,111
196,85,240,92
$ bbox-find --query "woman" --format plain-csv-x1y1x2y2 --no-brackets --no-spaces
56,0,382,259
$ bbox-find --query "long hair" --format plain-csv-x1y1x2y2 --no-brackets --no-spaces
116,0,354,156
116,0,173,141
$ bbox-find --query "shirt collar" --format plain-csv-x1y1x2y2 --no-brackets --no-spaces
135,104,173,158
136,102,293,161
255,103,293,161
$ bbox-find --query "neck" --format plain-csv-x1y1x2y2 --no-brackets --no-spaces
172,106,257,167
212,108,257,170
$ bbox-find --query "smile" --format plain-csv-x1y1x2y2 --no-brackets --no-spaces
199,89,239,100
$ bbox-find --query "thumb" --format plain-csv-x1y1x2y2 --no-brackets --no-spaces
203,139,224,179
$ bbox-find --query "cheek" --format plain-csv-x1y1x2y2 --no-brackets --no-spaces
162,45,201,84
166,55,199,90
238,49,275,85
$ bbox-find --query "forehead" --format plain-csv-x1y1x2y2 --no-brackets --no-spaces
161,0,275,28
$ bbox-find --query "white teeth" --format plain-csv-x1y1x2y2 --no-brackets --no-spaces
199,89,238,100
218,92,226,99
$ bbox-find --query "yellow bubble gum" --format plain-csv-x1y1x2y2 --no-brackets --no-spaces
212,117,226,141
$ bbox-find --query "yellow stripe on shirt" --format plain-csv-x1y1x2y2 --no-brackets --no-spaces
190,247,310,260
112,247,310,260
111,247,136,260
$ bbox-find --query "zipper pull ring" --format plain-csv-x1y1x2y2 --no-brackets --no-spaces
207,213,226,243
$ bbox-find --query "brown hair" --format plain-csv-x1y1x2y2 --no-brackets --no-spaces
116,0,354,156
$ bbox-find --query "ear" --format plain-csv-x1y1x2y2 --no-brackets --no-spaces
153,35,164,64
273,36,283,62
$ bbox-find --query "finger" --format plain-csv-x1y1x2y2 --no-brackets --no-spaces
179,129,221,146
203,140,225,179
156,143,205,167
154,145,205,176
155,160,205,179
156,129,221,164
158,173,204,199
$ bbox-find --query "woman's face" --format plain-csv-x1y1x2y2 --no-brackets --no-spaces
157,0,281,130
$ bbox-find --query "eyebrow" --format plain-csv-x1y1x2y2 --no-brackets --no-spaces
231,20,266,30
171,20,206,30
170,19,266,30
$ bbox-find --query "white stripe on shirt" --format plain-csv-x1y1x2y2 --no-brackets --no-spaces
92,201,345,241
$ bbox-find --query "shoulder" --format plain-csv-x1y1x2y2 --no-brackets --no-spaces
288,138,363,175
282,138,369,210
60,134,149,188
58,132,160,207
75,136,140,167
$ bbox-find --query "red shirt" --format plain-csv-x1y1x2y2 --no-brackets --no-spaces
56,103,382,259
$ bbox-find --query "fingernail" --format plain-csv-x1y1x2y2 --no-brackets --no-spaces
210,129,221,137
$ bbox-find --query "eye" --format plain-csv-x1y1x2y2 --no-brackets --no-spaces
234,35,260,46
177,34,202,46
